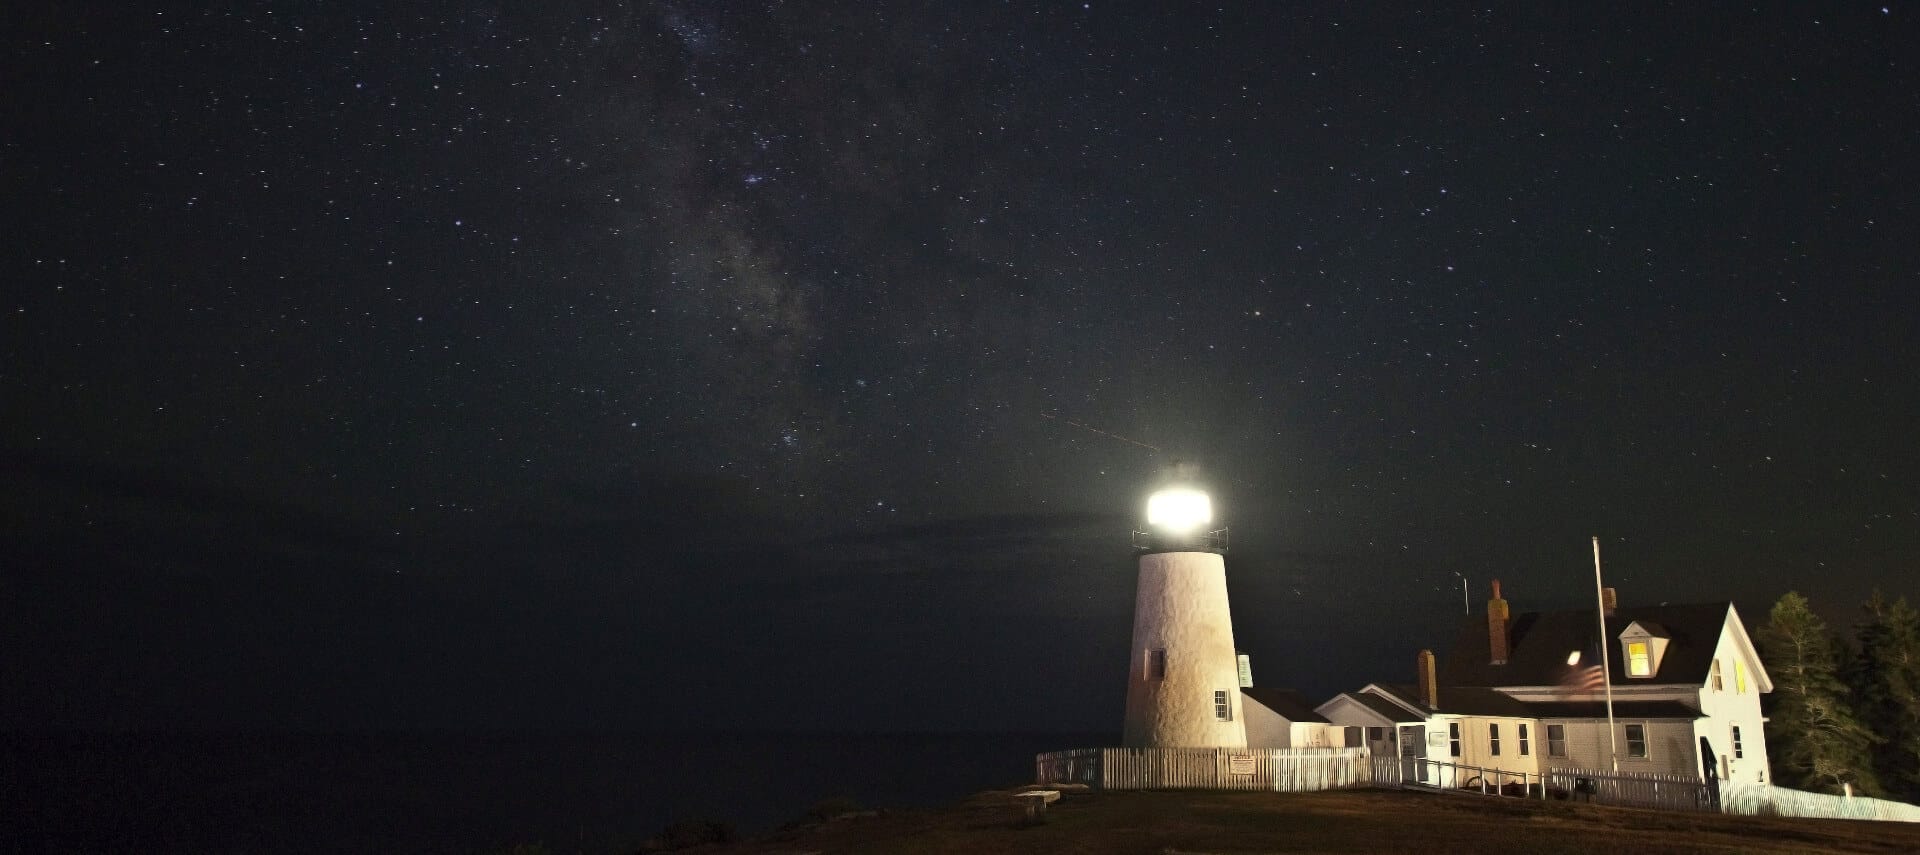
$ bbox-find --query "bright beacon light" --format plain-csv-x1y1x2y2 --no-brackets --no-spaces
1146,488,1212,534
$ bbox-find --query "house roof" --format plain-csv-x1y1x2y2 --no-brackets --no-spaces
1241,687,1330,723
1328,686,1705,724
1523,700,1701,719
1438,602,1733,688
1624,620,1671,639
1372,684,1701,721
1334,691,1424,723
1371,683,1535,718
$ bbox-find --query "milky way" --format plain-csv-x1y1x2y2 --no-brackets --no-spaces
4,3,1917,731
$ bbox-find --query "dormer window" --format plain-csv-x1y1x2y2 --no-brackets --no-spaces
1627,642,1652,676
1619,621,1670,678
1710,659,1724,692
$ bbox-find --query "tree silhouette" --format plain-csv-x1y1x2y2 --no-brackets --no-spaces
1757,592,1880,795
1850,591,1920,801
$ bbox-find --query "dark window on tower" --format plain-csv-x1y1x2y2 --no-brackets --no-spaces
1213,690,1232,721
1732,725,1744,759
1147,649,1166,680
1625,724,1647,758
1519,723,1531,756
1489,723,1502,756
1449,722,1462,757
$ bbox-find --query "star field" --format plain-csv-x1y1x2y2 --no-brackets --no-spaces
3,3,1918,731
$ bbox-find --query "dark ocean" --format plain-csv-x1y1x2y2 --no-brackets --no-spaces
1,730,1109,854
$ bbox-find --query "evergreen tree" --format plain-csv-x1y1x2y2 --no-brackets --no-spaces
1850,591,1920,802
1757,591,1881,795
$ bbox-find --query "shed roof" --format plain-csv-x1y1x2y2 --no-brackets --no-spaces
1241,687,1331,723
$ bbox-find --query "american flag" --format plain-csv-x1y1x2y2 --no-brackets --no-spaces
1561,664,1607,694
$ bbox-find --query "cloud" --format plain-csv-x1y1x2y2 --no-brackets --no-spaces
0,448,395,572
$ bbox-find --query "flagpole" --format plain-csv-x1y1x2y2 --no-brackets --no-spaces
1593,536,1619,773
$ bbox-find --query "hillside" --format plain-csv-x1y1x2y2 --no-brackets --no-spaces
710,788,1920,854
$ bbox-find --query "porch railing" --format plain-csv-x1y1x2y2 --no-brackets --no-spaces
1368,757,1552,799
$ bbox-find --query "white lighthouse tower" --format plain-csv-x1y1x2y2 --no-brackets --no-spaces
1121,481,1247,748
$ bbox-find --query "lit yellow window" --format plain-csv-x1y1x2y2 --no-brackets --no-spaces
1735,660,1748,693
1627,641,1651,677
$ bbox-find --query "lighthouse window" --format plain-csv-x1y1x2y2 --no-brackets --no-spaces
1147,649,1167,680
1213,690,1231,721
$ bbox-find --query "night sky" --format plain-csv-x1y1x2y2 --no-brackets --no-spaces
5,3,1917,733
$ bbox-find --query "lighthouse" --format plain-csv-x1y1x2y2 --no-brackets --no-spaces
1121,481,1248,748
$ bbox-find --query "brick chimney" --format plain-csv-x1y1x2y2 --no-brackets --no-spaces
1416,649,1438,709
1487,579,1511,665
1602,587,1618,617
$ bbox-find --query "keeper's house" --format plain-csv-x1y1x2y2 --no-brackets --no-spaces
1314,582,1772,785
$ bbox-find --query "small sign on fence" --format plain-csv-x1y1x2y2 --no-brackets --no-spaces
1228,754,1256,774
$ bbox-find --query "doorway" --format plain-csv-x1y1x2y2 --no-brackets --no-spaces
1400,725,1428,783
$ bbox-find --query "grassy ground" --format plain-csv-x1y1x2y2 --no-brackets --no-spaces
714,787,1920,854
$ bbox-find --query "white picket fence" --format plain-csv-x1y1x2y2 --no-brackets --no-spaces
1036,747,1370,792
1546,767,1718,812
1721,783,1920,823
1038,748,1920,824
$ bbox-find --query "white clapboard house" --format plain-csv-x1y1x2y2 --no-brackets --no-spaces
1315,583,1772,786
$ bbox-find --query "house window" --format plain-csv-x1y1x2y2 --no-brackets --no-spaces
1735,660,1748,693
1367,726,1385,742
1449,722,1462,757
1732,725,1744,759
1489,723,1502,756
1147,649,1167,680
1626,642,1652,677
1625,724,1647,758
1519,723,1531,756
1345,727,1363,747
1214,690,1232,721
1546,724,1566,757
1710,659,1723,692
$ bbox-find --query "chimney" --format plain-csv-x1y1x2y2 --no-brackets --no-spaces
1602,587,1618,617
1416,649,1438,710
1488,579,1511,665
